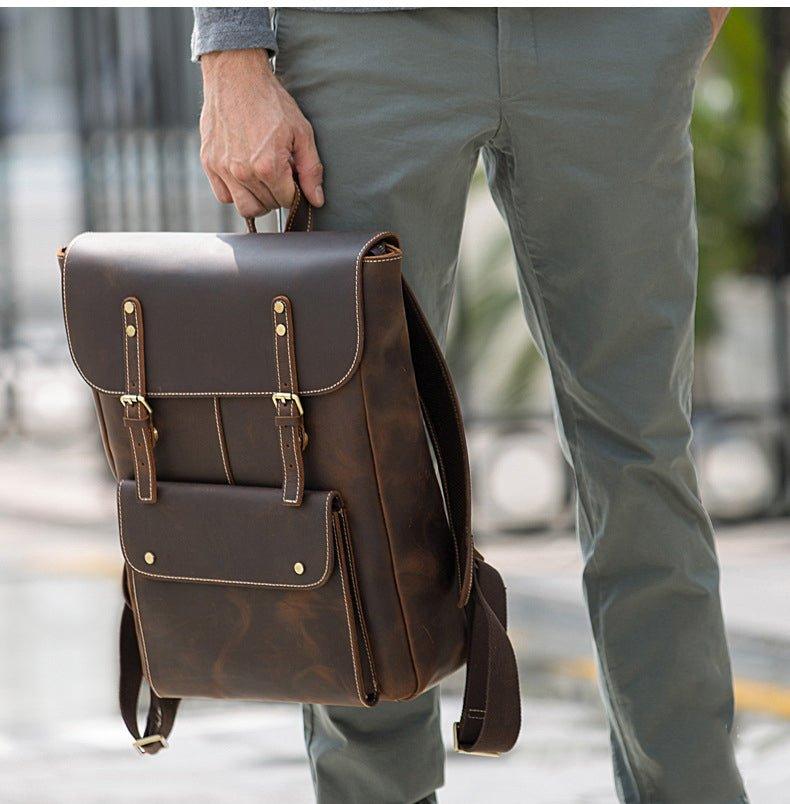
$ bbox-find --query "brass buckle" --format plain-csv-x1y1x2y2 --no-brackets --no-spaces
272,392,308,448
271,391,304,415
119,394,153,415
132,734,168,754
452,722,500,758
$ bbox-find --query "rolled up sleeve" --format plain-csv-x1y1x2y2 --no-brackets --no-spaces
191,7,276,61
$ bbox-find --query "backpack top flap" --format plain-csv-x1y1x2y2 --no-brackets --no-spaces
61,230,398,397
118,479,337,588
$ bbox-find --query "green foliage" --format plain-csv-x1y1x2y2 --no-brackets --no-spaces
692,8,771,340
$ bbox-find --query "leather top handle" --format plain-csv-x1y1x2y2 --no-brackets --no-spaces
245,184,314,234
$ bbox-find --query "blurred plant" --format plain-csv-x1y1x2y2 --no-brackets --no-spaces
447,168,542,417
693,8,771,341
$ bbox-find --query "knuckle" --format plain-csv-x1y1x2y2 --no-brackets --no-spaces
228,161,253,183
252,156,276,181
200,150,216,173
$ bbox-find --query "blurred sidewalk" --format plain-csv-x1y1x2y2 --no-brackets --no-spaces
1,437,788,802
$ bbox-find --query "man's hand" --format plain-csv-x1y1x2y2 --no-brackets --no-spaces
199,48,324,219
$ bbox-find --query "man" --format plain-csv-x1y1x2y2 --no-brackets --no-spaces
192,8,746,804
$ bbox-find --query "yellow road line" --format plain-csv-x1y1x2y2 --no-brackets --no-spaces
557,657,790,720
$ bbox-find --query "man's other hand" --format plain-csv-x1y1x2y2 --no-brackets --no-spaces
199,48,324,219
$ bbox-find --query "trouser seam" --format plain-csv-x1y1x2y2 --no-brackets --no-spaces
495,142,652,804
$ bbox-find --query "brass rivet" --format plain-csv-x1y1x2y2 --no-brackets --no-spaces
293,562,305,575
273,300,285,314
275,323,287,337
124,301,135,315
126,324,136,337
144,551,156,565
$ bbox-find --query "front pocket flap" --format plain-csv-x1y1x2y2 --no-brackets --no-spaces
118,480,336,588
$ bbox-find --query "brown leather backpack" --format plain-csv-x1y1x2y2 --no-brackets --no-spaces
57,192,521,757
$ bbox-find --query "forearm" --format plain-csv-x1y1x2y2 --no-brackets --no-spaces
191,7,276,62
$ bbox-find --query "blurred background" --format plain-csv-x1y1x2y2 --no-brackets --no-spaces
0,7,789,803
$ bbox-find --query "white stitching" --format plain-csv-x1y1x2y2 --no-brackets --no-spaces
117,483,334,589
128,430,146,503
139,426,154,502
338,511,377,695
62,231,397,397
284,184,301,232
122,301,131,392
124,301,153,502
272,300,298,504
282,302,302,504
133,306,142,410
335,528,364,704
213,397,234,485
128,570,165,698
362,255,401,263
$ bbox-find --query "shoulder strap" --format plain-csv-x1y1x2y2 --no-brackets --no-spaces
403,279,522,756
119,572,179,754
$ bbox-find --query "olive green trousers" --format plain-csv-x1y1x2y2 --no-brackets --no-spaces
274,9,748,803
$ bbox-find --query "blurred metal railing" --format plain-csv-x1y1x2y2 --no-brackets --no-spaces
70,8,235,234
0,13,16,427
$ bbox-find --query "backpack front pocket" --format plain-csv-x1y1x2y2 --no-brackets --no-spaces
118,480,377,706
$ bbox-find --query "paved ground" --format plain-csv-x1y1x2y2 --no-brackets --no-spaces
0,438,788,802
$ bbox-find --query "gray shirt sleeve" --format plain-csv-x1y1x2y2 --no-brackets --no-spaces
191,7,276,62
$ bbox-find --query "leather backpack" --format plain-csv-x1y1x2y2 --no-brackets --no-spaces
57,191,521,757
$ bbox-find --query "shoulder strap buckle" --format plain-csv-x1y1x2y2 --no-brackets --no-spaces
132,734,168,755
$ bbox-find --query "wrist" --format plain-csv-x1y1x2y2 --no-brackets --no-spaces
201,48,274,84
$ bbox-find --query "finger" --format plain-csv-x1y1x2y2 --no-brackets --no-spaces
205,169,233,205
259,156,296,210
292,125,324,207
238,177,279,215
224,177,270,219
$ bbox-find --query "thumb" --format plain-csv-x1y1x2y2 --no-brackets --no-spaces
292,124,325,207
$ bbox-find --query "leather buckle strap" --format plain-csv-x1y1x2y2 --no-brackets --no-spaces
403,279,522,754
272,295,306,507
120,574,179,755
122,297,158,504
453,559,521,756
452,723,500,757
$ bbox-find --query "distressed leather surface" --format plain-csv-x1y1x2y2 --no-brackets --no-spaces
71,240,467,705
128,514,372,705
61,230,397,396
62,210,521,754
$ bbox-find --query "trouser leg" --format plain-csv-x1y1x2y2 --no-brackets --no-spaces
273,9,500,803
484,9,746,802
303,694,441,804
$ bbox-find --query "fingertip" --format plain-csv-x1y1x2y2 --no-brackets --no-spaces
310,184,325,207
